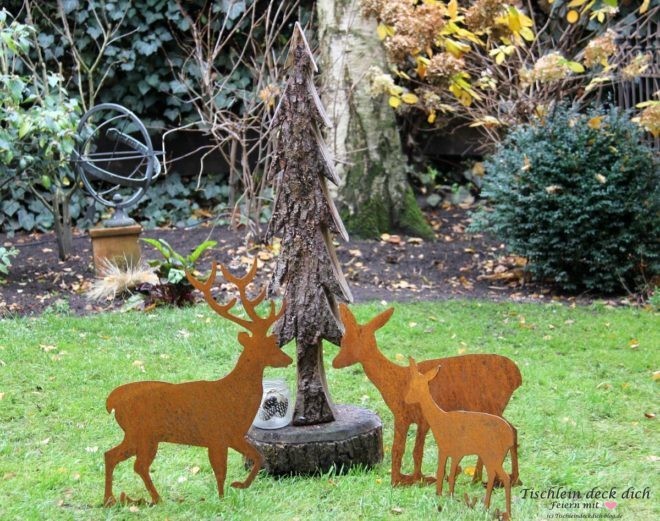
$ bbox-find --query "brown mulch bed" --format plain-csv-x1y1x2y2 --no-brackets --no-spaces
0,206,573,317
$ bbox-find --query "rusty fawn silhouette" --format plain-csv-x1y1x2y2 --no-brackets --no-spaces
103,260,291,506
405,358,515,519
333,304,521,486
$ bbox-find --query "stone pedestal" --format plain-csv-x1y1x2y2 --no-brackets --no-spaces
247,404,383,475
89,224,142,273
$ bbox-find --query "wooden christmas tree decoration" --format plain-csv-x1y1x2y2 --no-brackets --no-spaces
265,21,353,426
249,22,383,476
334,304,521,487
103,259,291,506
405,358,515,520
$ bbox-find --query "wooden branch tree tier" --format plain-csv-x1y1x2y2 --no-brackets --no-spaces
251,22,383,475
265,22,352,426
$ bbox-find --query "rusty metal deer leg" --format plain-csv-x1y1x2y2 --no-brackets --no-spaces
207,444,228,497
472,457,484,483
436,454,448,495
411,423,434,483
448,457,461,496
503,466,512,519
104,438,136,506
133,442,161,504
391,421,412,485
484,464,496,508
510,427,520,485
230,438,263,489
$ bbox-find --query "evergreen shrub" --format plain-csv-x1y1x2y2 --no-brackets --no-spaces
472,104,659,293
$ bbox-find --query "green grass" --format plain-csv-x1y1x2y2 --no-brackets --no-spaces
0,301,657,520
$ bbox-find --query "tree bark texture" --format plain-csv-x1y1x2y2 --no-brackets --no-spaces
248,405,383,475
53,188,73,260
316,0,433,240
266,26,353,426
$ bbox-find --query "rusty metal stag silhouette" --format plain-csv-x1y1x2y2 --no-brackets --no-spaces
103,259,291,506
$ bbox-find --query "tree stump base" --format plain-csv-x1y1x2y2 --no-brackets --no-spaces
247,405,383,475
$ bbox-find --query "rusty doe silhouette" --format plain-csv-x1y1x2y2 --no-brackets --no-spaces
405,358,515,519
333,304,521,486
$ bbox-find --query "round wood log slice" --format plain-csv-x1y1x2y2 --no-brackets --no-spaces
247,404,383,475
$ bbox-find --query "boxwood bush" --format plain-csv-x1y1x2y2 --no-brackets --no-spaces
472,104,659,294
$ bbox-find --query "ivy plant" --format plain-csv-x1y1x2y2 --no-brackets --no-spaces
0,245,19,281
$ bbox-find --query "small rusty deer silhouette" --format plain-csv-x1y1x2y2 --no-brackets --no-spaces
405,358,514,519
103,259,291,506
333,304,520,486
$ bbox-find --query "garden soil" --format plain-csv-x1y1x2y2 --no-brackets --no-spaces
0,206,575,317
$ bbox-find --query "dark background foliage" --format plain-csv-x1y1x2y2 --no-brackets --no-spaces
1,0,309,234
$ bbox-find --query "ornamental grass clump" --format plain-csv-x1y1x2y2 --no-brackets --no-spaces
472,104,659,294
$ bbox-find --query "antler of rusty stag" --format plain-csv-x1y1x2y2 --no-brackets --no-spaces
186,258,284,332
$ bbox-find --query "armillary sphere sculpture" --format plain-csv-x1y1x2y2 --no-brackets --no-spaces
72,103,161,226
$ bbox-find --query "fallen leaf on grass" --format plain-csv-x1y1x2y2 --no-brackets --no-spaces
0,392,4,400
653,371,660,381
629,339,640,349
391,506,403,515
644,412,655,419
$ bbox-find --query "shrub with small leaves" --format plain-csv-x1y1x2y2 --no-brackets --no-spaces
471,104,659,294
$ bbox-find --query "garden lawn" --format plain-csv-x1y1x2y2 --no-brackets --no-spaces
0,301,657,521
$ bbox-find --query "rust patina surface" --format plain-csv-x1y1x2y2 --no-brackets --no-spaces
103,259,291,505
333,304,521,487
405,358,516,520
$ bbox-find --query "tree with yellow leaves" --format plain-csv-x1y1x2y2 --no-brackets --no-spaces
362,0,658,148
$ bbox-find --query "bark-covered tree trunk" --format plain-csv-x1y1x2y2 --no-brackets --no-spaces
266,24,352,426
53,188,73,261
316,0,433,240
